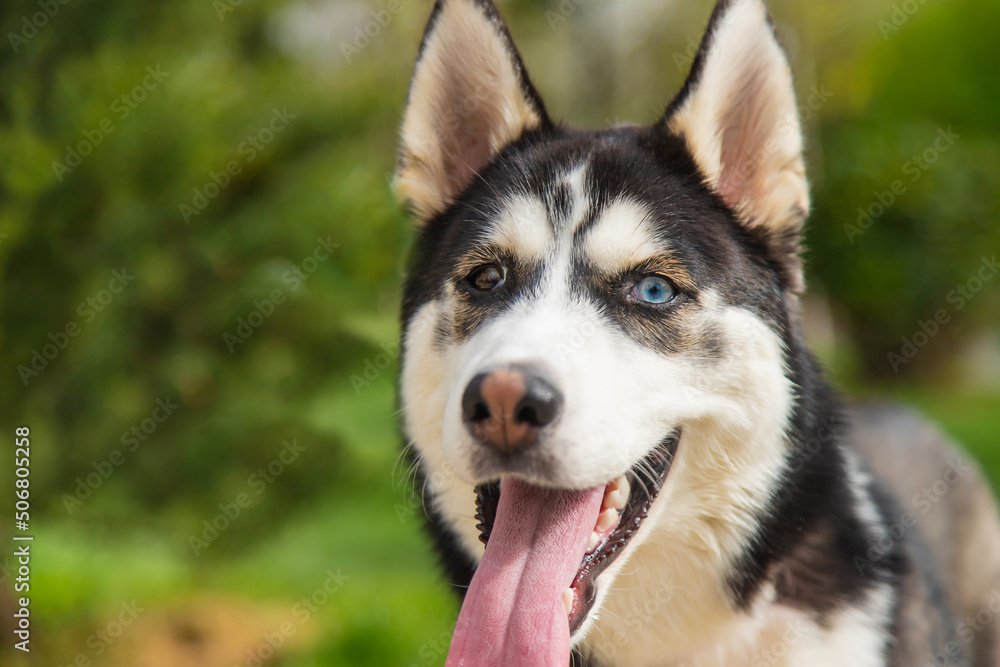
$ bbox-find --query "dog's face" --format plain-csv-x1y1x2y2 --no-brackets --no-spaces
404,125,797,486
396,0,810,663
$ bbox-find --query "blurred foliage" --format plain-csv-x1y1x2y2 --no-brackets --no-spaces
0,0,996,665
807,0,1000,377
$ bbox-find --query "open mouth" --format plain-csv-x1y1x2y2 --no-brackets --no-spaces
473,431,680,635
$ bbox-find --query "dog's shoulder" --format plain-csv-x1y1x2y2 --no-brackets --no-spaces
845,402,1000,665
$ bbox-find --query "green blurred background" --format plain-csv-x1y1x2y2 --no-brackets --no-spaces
0,0,997,664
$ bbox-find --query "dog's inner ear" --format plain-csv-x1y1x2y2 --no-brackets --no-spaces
395,0,549,223
663,0,809,291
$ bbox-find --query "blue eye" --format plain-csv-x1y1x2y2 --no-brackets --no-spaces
631,275,676,304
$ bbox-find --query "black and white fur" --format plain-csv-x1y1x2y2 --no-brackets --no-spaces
393,0,1000,664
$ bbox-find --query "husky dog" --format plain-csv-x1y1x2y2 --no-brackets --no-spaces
393,0,1000,664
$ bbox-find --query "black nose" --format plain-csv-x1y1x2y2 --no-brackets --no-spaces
461,368,562,454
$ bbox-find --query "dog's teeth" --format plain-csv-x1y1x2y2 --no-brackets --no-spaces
617,475,630,502
596,507,619,533
587,530,601,553
563,588,575,615
605,475,629,510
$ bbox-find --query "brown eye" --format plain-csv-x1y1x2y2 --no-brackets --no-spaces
469,264,506,292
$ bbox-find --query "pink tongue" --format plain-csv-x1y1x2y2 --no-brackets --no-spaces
446,478,605,667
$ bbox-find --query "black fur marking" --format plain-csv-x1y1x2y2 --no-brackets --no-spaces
547,181,574,225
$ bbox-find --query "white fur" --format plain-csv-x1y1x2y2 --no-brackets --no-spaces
583,199,668,275
844,448,891,544
785,585,894,667
485,194,552,263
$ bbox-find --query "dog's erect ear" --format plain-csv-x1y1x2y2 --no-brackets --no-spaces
394,0,550,223
663,0,808,291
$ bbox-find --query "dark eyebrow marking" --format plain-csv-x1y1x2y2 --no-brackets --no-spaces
546,182,573,227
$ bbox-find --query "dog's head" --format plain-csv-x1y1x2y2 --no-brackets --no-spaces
396,0,810,663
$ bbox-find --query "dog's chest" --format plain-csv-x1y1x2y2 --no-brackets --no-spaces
600,592,893,667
